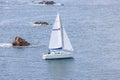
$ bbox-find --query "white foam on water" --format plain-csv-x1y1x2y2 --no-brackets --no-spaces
0,43,46,48
0,43,12,48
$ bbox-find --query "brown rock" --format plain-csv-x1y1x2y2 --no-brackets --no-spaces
12,36,30,46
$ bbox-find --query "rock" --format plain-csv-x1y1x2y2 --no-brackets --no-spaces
12,36,30,46
34,21,49,26
39,1,55,5
33,0,55,5
32,1,64,6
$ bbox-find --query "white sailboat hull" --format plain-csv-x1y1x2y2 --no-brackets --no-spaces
43,51,73,60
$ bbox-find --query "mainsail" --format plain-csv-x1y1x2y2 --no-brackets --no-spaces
49,13,73,52
49,13,62,50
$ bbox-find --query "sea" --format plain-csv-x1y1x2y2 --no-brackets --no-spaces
0,0,120,80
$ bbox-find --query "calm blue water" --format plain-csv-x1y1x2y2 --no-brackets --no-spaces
1,0,120,80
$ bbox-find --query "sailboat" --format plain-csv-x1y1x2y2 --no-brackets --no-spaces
42,13,74,60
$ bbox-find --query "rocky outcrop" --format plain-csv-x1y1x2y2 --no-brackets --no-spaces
32,0,55,5
12,36,30,46
39,1,55,5
34,21,49,26
32,1,64,6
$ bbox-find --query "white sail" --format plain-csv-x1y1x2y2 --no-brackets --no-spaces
63,27,74,51
49,13,62,50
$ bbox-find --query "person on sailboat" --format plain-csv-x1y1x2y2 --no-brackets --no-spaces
48,50,50,54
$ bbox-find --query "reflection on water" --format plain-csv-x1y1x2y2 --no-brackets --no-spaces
45,59,74,80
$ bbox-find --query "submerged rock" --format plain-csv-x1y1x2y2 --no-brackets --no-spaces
39,1,55,5
12,36,30,46
34,21,49,26
32,0,64,6
32,0,55,5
